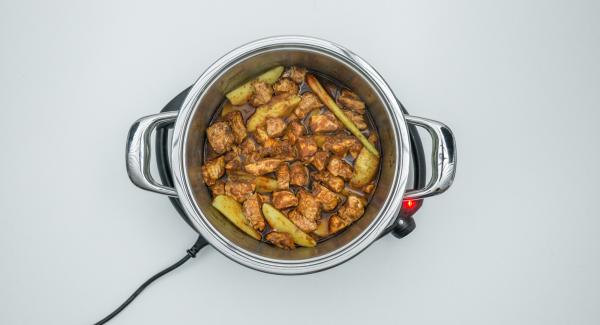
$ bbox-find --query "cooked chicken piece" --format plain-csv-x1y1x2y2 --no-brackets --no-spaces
328,214,347,234
254,125,271,145
327,157,353,180
207,121,235,154
258,193,271,203
242,193,266,231
248,80,273,107
282,66,307,84
225,156,242,170
289,162,309,186
343,110,367,130
272,190,298,210
297,190,320,221
209,179,226,196
244,158,282,175
223,145,240,162
266,231,295,250
224,111,247,143
362,182,376,194
259,139,296,161
276,163,290,190
201,156,225,186
310,151,330,171
322,135,363,158
224,180,255,203
272,78,299,96
312,171,345,193
284,121,305,145
240,137,258,155
313,182,340,211
309,111,341,133
265,117,287,137
296,136,318,161
339,195,366,222
368,132,378,144
294,92,323,118
337,89,365,114
288,209,318,233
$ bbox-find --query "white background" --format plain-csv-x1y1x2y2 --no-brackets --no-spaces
1,0,599,324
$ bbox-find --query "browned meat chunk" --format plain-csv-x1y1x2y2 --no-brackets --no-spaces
337,89,365,114
266,231,295,250
288,209,317,233
272,78,299,96
297,190,320,221
284,121,305,145
242,193,266,231
368,132,378,144
201,156,225,186
276,163,290,190
328,214,347,234
310,151,330,171
309,111,341,133
343,110,367,130
225,156,242,170
254,125,271,146
240,137,258,155
312,171,345,193
265,117,286,137
209,179,226,196
244,158,282,175
207,122,234,154
224,111,247,144
327,157,353,180
313,182,340,211
224,180,255,203
282,66,307,84
289,162,309,186
339,195,366,222
296,136,318,161
258,193,271,203
249,80,273,107
295,92,323,118
322,135,363,158
272,190,298,210
259,139,296,161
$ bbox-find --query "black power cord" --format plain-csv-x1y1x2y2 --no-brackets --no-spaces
94,236,208,324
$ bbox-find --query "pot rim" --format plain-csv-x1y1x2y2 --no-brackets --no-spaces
170,36,411,274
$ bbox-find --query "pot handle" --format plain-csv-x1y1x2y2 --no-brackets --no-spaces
403,116,457,200
126,111,179,197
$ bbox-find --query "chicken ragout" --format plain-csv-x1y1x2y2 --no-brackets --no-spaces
201,66,381,250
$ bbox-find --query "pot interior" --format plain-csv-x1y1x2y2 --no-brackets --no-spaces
184,46,399,261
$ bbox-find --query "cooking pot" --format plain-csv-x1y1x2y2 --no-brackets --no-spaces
125,36,457,274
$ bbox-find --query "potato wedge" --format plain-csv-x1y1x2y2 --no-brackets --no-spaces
306,74,379,157
212,195,261,240
313,219,329,237
350,147,380,188
227,171,280,192
226,66,284,105
262,203,316,247
247,95,301,131
313,134,328,148
255,176,280,192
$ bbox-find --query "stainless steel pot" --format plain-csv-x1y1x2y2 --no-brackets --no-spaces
126,36,457,275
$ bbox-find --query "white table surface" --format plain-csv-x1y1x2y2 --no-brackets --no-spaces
1,1,599,324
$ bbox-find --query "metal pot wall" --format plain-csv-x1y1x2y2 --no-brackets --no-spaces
126,36,457,274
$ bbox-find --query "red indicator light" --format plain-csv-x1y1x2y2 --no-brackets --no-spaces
403,199,416,210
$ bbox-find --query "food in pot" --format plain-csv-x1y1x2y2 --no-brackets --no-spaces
201,66,381,249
